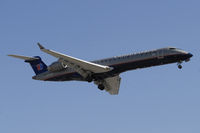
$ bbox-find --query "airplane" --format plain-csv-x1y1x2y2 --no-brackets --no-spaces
8,43,193,95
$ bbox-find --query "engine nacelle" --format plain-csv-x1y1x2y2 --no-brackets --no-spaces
48,62,66,72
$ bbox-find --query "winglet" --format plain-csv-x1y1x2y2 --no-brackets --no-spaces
37,43,45,49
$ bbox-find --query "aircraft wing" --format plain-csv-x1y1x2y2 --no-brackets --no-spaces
95,75,121,95
37,43,112,74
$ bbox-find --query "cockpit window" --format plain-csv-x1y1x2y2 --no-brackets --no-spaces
169,47,176,50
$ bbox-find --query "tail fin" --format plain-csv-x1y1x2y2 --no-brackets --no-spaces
8,55,48,75
25,56,48,75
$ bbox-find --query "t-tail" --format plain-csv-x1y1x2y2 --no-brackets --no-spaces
8,55,48,75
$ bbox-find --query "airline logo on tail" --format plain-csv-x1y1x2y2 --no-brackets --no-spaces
36,63,43,71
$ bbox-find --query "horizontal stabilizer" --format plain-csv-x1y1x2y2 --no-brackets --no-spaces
8,54,39,61
8,54,47,75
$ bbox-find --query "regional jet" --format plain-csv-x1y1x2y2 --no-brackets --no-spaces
8,43,193,95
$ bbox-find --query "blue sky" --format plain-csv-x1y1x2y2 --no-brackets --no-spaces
0,0,200,133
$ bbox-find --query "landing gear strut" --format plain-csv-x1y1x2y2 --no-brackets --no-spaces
98,84,105,90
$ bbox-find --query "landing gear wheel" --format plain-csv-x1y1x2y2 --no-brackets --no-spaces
86,76,93,83
178,64,182,69
87,78,93,83
98,84,105,90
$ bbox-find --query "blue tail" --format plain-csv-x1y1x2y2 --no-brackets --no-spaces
25,56,48,75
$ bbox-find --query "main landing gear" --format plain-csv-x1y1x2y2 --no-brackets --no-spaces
94,80,105,91
85,74,94,83
86,77,93,82
98,84,105,90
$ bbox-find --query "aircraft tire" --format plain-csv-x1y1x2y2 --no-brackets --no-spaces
86,76,93,82
178,65,182,69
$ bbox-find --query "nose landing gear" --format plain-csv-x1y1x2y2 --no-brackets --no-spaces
177,62,182,69
178,64,182,69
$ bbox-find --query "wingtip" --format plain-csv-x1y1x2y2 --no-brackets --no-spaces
37,43,45,49
7,54,15,57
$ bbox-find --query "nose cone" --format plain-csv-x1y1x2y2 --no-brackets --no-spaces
188,53,193,58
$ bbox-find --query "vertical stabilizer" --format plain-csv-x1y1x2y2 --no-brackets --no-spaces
25,56,48,75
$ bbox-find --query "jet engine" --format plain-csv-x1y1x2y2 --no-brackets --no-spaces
48,62,67,72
